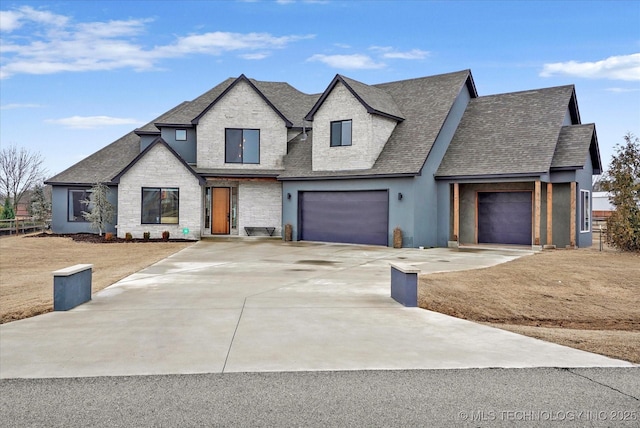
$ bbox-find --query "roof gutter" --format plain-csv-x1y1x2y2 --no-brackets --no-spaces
278,172,419,181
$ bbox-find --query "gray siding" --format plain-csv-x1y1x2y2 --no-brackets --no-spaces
421,86,470,247
51,185,118,234
161,127,197,164
576,156,594,248
551,183,571,247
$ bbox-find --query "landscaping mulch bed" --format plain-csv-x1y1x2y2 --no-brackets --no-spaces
29,232,195,244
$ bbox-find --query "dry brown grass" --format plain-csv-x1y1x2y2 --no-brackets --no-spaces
0,234,193,323
419,247,640,363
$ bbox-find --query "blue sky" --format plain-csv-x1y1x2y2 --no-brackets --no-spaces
1,0,639,178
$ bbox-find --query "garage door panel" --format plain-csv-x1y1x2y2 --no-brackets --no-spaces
477,192,532,245
300,191,388,246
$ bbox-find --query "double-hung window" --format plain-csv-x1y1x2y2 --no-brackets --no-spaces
141,188,179,224
68,188,91,222
225,129,260,164
330,120,352,147
580,190,590,232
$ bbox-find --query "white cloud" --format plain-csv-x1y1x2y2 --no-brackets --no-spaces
369,46,429,60
0,6,314,79
605,87,640,93
240,52,270,60
0,103,43,110
0,10,22,32
382,49,429,60
307,54,386,70
540,53,640,81
45,116,143,129
160,32,313,56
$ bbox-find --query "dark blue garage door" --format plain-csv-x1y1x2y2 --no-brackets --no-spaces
477,192,532,245
299,191,389,246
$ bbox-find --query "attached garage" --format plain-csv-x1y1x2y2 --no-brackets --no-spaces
299,190,389,246
477,191,532,245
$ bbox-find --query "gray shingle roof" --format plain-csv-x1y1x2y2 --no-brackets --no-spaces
45,131,140,185
436,85,576,178
551,124,597,170
306,75,404,121
280,70,474,179
150,78,236,128
251,80,319,128
135,101,192,133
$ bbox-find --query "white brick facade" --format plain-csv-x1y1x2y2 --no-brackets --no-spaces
117,144,202,240
312,82,397,171
197,80,288,170
238,181,282,236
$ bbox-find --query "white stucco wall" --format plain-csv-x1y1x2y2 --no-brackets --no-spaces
196,80,289,169
237,181,282,236
312,82,397,171
117,144,202,240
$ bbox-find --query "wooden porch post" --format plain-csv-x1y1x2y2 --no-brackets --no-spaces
453,182,459,241
570,182,576,248
534,180,541,246
546,183,553,246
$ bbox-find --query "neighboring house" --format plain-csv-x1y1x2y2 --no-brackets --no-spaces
45,70,601,248
592,192,614,221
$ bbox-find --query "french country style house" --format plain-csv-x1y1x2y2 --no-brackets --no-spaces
46,70,601,249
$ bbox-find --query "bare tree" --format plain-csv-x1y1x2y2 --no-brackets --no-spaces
0,144,47,214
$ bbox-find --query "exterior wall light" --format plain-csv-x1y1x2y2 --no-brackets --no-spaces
398,192,403,201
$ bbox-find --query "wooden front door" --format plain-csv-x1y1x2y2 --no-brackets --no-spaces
212,188,230,234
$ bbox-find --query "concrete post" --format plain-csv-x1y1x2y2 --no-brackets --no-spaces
390,263,420,307
52,264,93,311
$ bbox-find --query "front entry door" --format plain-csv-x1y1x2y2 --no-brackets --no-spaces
212,188,230,234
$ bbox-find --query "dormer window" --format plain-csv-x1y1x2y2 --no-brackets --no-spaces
175,129,187,141
225,128,260,164
330,120,352,147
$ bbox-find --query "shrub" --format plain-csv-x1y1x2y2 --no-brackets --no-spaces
162,230,170,241
602,133,640,252
125,232,133,241
104,232,114,241
143,231,150,241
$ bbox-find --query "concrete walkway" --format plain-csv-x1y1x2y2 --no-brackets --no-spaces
0,240,633,378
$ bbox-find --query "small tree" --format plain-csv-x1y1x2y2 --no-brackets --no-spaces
82,182,115,237
1,197,15,220
602,132,640,252
29,185,51,231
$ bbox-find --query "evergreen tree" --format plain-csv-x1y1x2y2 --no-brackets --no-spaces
29,185,51,231
602,133,640,252
1,197,15,220
82,182,115,237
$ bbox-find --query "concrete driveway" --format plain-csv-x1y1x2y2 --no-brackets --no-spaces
0,240,633,378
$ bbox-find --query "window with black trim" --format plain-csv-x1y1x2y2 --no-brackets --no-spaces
141,187,179,224
175,129,187,141
68,188,91,222
330,120,352,147
580,189,590,232
225,129,260,164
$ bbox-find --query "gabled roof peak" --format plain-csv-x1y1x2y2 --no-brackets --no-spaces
112,137,204,185
305,73,405,122
191,74,293,127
